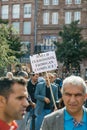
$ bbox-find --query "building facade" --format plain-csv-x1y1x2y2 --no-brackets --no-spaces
36,0,87,78
0,0,35,56
0,0,87,78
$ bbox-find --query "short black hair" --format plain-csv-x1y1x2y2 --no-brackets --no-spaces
0,77,27,98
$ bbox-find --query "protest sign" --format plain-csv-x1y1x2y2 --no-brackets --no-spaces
30,51,58,73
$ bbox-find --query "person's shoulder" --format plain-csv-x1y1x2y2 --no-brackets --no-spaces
27,79,32,88
55,78,62,84
27,79,31,84
38,77,45,82
36,82,46,91
56,78,62,82
37,81,46,86
83,106,87,112
51,83,58,88
44,107,65,120
51,83,58,89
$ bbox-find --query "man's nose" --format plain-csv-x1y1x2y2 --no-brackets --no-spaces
70,95,76,102
23,98,29,107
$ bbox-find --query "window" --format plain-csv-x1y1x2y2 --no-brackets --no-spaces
21,41,30,52
75,0,81,4
20,41,30,63
74,11,81,23
65,0,72,4
42,36,57,52
12,4,20,18
52,12,58,24
52,0,59,5
65,12,72,24
43,12,49,24
23,22,31,34
1,5,8,19
43,36,57,45
24,4,31,18
44,0,49,5
12,22,20,33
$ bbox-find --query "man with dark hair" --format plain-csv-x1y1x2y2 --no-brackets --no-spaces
16,71,35,130
0,77,29,130
27,73,39,103
27,72,39,130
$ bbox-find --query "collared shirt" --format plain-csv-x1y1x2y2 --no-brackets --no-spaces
64,108,87,130
0,119,18,130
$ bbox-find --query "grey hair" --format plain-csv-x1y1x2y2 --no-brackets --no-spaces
6,72,13,79
61,75,87,94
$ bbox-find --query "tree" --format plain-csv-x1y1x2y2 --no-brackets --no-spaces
0,18,8,24
1,24,23,58
54,20,87,75
0,24,23,72
0,26,16,67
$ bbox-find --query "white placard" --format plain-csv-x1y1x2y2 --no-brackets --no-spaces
30,51,58,73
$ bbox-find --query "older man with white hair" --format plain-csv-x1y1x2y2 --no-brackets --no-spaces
41,75,87,130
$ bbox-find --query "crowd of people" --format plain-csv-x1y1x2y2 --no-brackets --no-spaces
0,70,87,130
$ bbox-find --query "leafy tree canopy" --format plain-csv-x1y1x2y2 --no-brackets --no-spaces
54,20,87,73
5,25,23,58
0,18,8,24
0,24,23,67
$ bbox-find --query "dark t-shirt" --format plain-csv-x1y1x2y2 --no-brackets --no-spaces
27,79,38,103
44,86,51,109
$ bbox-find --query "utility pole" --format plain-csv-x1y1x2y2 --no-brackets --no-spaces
34,0,38,53
31,2,38,130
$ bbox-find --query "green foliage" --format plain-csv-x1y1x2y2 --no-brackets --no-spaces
0,24,23,68
0,19,8,24
6,25,23,58
54,20,87,72
0,30,16,67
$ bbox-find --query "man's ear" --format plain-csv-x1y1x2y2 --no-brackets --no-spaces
0,96,6,107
